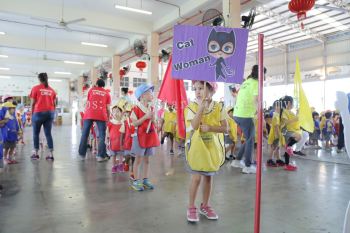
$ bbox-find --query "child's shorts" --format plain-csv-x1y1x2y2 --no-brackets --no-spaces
124,150,132,156
4,141,16,149
224,134,234,144
271,138,279,147
323,132,332,141
131,137,155,156
309,130,320,141
109,150,124,156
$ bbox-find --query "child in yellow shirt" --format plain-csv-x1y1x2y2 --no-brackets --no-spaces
280,96,301,171
225,107,237,160
267,100,285,167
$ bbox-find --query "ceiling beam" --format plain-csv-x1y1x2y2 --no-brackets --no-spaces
0,0,153,36
256,5,326,43
323,0,350,12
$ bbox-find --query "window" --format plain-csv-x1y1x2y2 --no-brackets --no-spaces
184,81,189,91
133,78,147,88
120,76,129,87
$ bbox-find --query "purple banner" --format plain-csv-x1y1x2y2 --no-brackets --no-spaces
172,25,248,84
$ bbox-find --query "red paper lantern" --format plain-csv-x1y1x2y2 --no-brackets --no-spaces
288,0,315,29
128,90,133,95
136,61,146,71
119,69,126,77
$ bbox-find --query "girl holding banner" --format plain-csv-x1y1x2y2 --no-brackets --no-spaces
185,81,227,222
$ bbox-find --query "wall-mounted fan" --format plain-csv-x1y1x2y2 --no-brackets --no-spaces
242,7,256,29
159,49,170,62
133,39,146,57
202,9,225,26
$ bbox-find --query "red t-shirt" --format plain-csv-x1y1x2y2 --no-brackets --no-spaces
29,84,57,113
83,87,111,121
107,121,123,151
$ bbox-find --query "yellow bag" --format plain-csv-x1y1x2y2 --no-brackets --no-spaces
186,130,225,172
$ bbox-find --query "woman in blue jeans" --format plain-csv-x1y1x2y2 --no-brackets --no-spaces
78,79,111,162
29,73,57,160
231,65,266,174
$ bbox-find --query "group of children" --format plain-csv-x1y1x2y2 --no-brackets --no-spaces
310,110,340,150
0,96,26,167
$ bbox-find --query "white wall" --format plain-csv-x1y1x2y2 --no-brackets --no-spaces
0,76,70,106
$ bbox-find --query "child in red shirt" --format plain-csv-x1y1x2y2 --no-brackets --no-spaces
107,100,125,174
122,103,135,180
130,84,160,191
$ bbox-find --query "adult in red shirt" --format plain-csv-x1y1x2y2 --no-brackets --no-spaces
29,73,57,160
78,79,111,161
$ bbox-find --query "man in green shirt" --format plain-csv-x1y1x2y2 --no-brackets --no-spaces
231,65,266,174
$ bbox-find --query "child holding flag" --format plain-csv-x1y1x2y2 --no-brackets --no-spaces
130,84,160,191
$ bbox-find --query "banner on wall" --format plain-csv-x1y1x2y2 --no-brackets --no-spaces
172,25,249,84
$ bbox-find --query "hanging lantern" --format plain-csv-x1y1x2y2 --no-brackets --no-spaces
288,0,315,29
128,90,133,95
119,69,126,77
136,61,146,72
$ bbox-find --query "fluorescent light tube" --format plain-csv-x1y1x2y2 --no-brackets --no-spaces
0,67,10,71
0,32,5,35
54,71,71,75
81,42,108,48
115,5,152,15
0,55,8,58
0,76,11,79
64,60,85,65
50,79,63,82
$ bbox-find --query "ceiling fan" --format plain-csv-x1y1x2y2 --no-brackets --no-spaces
32,0,86,31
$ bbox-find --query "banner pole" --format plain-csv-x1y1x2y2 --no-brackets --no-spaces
254,33,264,233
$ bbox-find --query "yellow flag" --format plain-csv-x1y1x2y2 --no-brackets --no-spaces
294,58,314,132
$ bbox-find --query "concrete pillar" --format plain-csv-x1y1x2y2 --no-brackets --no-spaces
147,32,160,91
223,0,241,28
223,0,241,107
112,55,121,101
91,68,98,87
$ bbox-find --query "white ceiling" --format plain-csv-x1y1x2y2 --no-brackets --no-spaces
0,0,350,80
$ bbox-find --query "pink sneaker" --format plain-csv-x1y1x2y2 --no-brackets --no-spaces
286,146,294,156
199,204,218,220
117,163,124,173
187,207,199,222
111,166,117,174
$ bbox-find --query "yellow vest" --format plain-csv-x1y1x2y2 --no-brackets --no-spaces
268,113,281,145
163,110,176,134
227,117,237,142
185,101,225,172
282,109,301,133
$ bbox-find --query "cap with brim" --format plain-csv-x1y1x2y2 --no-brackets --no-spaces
135,83,154,100
3,102,16,108
112,99,127,111
124,103,133,112
191,81,218,92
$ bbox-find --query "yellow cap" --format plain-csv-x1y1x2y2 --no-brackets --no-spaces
2,102,16,108
124,103,133,112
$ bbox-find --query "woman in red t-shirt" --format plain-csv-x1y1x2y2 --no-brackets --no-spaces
29,73,57,160
78,79,111,162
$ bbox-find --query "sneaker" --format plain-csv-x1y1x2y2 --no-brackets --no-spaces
229,154,236,160
199,203,218,220
231,160,244,168
284,164,297,171
266,159,277,167
131,179,144,191
187,207,199,222
111,166,117,174
78,155,86,161
31,154,40,160
45,156,54,161
242,166,257,174
286,146,294,156
117,163,124,173
276,159,285,166
170,149,174,155
143,178,154,190
123,163,129,172
97,157,108,162
7,159,18,165
293,151,306,156
129,173,135,181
